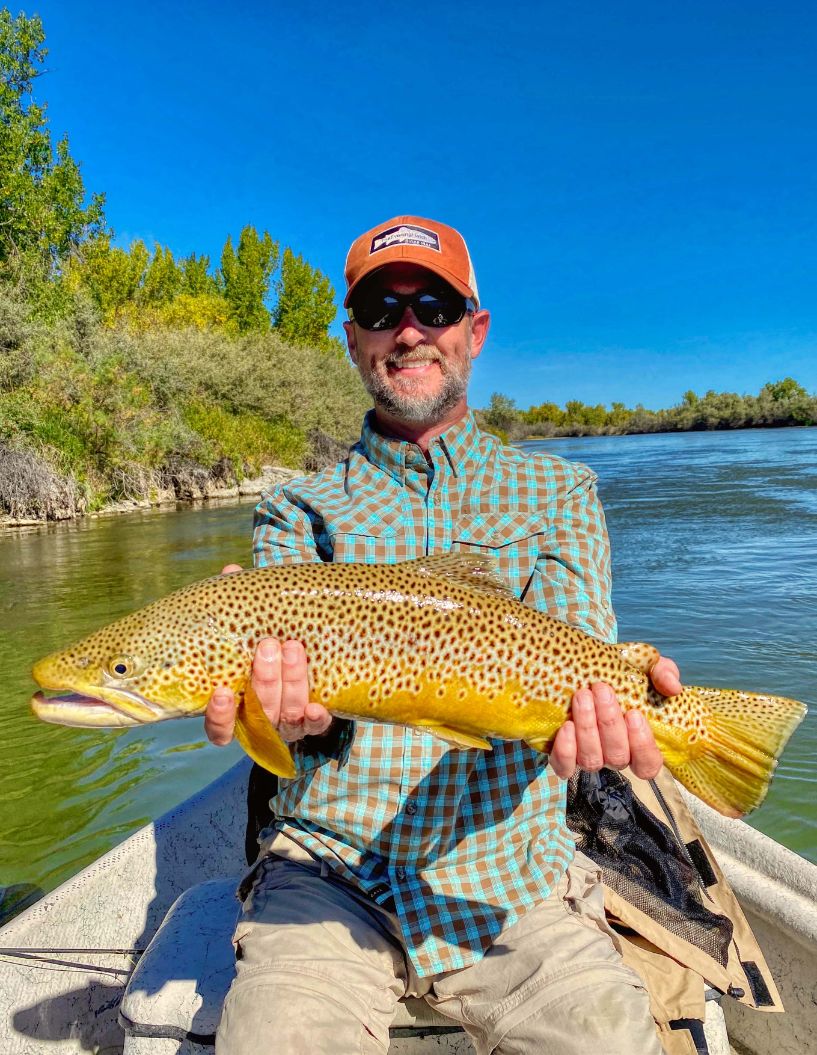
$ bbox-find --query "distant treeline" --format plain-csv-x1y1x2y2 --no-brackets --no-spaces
478,380,817,444
0,12,368,521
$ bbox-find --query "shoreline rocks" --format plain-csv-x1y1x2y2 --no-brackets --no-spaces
0,465,303,530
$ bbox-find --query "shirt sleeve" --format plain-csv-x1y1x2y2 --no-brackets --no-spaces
525,464,617,644
252,484,324,568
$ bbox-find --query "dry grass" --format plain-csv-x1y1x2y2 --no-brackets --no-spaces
0,442,81,520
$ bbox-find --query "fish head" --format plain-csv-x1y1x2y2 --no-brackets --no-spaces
29,601,229,728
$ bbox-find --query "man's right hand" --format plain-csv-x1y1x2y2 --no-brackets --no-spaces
204,565,333,747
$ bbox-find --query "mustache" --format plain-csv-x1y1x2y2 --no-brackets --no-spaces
386,346,442,367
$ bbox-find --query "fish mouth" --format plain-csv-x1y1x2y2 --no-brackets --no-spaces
31,690,144,728
30,683,171,728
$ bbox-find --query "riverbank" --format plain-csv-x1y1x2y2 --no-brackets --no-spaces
0,464,302,529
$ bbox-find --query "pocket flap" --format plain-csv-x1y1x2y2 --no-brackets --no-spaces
454,511,547,547
326,508,401,539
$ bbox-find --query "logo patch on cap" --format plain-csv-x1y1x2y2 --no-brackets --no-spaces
370,224,441,255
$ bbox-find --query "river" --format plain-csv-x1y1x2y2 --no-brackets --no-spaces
1,427,815,917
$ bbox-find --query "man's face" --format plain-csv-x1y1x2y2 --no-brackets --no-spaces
344,264,490,427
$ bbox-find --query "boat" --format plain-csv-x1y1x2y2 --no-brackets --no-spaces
0,756,814,1053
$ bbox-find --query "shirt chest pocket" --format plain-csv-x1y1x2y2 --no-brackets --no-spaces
452,511,550,599
326,508,407,564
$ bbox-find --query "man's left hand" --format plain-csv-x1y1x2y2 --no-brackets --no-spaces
549,655,681,780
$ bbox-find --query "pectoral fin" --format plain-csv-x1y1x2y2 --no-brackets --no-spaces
413,720,493,750
234,682,297,778
616,642,661,674
524,736,555,755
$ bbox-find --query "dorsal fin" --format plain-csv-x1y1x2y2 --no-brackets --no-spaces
405,553,516,599
617,641,660,674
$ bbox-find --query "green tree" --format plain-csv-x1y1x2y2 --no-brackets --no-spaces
608,401,632,428
0,11,104,277
762,377,807,402
483,392,519,433
180,253,216,296
65,236,148,321
273,247,338,351
523,401,563,426
219,226,278,332
141,245,182,306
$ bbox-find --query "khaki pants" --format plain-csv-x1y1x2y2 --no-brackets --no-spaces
216,842,661,1055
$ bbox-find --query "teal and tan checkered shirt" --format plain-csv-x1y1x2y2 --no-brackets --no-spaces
253,410,617,976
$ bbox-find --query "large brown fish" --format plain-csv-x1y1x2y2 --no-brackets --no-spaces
30,555,807,818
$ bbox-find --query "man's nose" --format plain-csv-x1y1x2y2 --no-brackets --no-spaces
394,307,427,348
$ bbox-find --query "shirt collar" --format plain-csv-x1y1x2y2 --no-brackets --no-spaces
360,409,485,483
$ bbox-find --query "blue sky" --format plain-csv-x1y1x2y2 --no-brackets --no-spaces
30,0,817,410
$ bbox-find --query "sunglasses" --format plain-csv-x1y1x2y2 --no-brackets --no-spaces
349,289,476,331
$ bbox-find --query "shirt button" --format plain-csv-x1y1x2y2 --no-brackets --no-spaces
396,866,407,880
406,800,418,816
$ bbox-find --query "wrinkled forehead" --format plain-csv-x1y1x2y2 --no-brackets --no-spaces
356,262,458,296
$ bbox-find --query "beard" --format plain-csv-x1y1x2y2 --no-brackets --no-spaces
358,342,473,425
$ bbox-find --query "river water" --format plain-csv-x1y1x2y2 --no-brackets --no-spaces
1,427,815,915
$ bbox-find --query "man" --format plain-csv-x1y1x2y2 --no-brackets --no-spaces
205,215,683,1054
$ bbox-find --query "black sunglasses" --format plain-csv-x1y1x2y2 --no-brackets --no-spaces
349,289,476,331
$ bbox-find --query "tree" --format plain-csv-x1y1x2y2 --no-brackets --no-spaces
523,401,564,426
483,392,519,433
180,253,216,296
762,377,807,402
0,11,104,277
219,226,278,332
141,245,182,306
272,247,338,351
64,236,148,321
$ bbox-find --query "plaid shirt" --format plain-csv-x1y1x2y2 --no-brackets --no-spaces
253,410,616,976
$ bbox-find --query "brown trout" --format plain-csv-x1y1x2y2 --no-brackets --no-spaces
30,555,806,818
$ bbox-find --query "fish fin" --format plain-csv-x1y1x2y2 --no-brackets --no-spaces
414,720,493,750
524,736,555,755
407,553,516,599
616,642,661,674
657,687,807,817
234,682,297,778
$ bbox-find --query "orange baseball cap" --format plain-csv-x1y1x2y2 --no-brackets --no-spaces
344,215,479,308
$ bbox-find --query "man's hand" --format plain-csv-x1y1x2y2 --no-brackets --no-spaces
204,565,332,747
549,655,682,781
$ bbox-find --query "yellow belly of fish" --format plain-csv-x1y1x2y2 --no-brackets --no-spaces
325,669,568,752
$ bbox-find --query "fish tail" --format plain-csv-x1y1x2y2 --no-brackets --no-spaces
234,682,297,779
658,687,807,818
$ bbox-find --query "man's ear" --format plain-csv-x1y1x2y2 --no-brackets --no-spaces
343,320,358,365
469,309,491,361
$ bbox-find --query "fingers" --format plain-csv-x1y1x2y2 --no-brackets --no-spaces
549,720,577,779
550,682,664,782
571,683,629,772
650,655,683,697
252,638,283,727
252,638,332,742
625,710,664,781
279,640,311,741
220,563,243,575
204,687,237,746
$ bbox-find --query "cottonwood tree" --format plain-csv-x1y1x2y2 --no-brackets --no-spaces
219,226,278,332
273,247,339,353
0,11,104,278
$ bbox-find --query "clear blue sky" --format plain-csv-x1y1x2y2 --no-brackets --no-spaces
30,0,817,410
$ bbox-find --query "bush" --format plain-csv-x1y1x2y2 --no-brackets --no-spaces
0,441,82,520
0,297,367,518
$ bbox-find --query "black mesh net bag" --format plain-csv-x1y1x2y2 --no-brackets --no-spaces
566,767,733,966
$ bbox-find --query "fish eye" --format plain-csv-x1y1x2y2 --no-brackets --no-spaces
107,655,137,679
